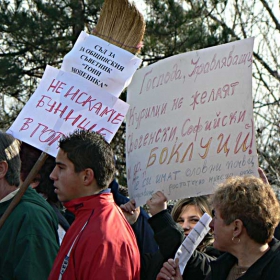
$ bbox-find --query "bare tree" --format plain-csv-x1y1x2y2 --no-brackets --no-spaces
181,0,280,185
1,0,279,187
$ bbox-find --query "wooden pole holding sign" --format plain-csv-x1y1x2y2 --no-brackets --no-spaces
0,152,48,229
0,0,145,228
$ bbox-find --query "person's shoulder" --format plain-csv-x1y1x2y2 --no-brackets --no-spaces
88,203,135,237
18,188,58,222
204,246,223,258
268,237,280,254
261,249,280,279
274,224,280,240
21,187,50,208
4,189,59,244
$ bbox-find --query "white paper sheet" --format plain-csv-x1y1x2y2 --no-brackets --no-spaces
174,213,212,274
61,31,142,97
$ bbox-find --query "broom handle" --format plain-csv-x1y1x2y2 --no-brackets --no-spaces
0,152,49,229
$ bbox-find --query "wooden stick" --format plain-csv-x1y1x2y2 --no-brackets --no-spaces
0,152,49,229
0,0,145,229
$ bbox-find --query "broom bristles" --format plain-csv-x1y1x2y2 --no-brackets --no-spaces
93,0,145,54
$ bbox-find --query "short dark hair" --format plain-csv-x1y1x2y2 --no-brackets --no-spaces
0,131,21,186
59,130,115,190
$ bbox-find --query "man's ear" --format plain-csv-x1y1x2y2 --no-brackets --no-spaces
83,168,94,186
0,161,8,179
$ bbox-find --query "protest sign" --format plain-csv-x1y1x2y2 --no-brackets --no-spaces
8,65,129,157
61,31,142,97
126,38,258,206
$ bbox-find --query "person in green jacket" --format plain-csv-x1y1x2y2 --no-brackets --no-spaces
0,131,59,280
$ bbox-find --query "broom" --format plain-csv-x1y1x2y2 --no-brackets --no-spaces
0,0,145,229
92,0,145,54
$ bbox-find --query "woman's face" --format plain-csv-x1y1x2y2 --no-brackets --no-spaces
209,208,233,251
177,204,203,237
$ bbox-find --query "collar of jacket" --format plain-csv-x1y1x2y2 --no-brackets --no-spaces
210,238,280,280
64,191,114,216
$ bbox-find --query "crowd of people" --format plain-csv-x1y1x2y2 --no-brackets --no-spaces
156,176,280,280
0,129,280,279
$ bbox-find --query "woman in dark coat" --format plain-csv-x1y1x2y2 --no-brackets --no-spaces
121,191,220,280
157,176,280,280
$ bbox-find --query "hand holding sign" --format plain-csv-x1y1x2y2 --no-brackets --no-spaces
146,191,168,216
127,38,258,206
156,258,183,280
